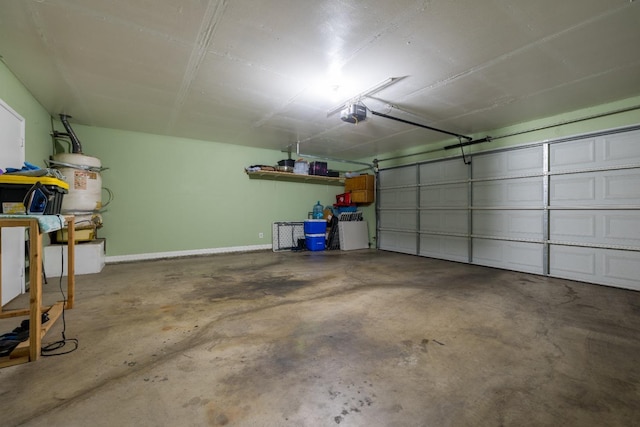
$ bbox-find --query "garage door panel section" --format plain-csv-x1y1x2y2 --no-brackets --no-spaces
420,235,468,262
473,146,543,178
469,146,545,275
550,169,640,206
604,171,640,204
419,159,468,183
379,187,417,208
379,167,416,187
551,138,596,170
550,246,640,291
420,210,468,234
418,156,470,261
473,210,543,241
379,231,417,254
602,130,640,164
379,167,418,254
379,210,417,231
550,129,640,172
550,210,640,247
378,126,640,290
547,129,640,289
472,239,544,274
473,177,543,207
420,183,467,207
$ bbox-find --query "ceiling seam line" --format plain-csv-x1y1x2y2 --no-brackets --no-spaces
406,3,634,97
441,58,640,124
26,2,93,122
166,0,228,132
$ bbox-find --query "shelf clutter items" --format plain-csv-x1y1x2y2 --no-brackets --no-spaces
246,159,339,177
292,160,331,177
248,163,374,252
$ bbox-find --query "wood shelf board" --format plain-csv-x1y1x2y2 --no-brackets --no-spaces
0,355,29,368
246,170,344,186
0,308,30,319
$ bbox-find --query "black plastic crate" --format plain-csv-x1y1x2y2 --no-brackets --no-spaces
309,161,328,176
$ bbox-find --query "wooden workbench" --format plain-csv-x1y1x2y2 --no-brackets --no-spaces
0,215,75,368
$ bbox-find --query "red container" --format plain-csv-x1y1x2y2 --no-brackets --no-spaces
336,192,352,205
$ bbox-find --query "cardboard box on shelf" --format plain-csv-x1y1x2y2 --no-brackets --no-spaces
345,174,374,192
350,189,374,204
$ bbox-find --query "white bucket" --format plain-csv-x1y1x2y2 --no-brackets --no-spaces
52,153,108,213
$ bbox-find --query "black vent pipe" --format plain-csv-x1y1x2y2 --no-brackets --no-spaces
59,114,83,154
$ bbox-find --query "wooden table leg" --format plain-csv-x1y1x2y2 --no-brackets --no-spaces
66,215,75,309
0,226,3,315
28,219,42,362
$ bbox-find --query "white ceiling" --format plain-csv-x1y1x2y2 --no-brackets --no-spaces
1,0,639,160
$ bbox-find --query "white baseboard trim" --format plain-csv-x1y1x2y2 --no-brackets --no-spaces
105,244,273,264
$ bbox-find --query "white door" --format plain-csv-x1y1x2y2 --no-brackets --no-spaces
0,98,26,305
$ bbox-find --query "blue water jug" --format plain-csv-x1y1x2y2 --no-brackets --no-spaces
313,201,324,219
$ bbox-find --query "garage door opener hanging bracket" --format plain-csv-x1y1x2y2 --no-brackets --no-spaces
368,110,473,165
457,136,471,165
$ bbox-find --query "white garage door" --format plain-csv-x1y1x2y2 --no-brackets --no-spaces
377,126,640,291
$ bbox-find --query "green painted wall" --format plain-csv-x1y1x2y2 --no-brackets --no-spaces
4,59,639,258
53,124,347,256
2,60,350,257
0,61,51,167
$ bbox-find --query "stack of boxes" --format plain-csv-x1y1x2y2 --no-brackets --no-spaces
335,174,375,207
344,174,375,203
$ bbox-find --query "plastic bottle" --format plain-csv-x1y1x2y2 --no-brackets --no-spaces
313,201,324,219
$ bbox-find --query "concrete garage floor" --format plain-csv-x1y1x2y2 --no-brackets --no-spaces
1,249,639,426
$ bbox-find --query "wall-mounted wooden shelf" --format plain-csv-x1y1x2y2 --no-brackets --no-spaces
245,170,344,186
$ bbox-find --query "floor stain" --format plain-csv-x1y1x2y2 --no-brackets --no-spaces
186,273,313,301
331,380,376,423
4,250,640,427
559,283,580,305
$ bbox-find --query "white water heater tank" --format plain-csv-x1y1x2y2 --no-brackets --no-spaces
53,153,104,213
